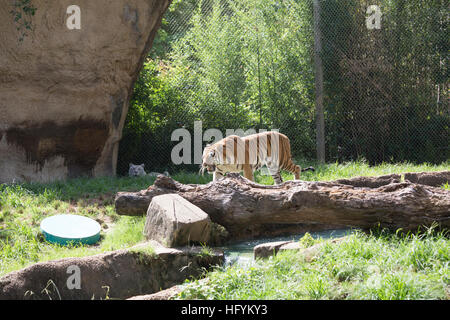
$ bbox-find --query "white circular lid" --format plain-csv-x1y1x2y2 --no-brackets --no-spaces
40,214,101,240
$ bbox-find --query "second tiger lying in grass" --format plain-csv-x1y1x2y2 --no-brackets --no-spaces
200,131,314,184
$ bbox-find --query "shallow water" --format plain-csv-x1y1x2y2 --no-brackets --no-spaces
220,228,356,267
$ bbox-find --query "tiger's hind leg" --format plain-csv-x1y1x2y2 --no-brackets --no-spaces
293,165,301,180
283,159,301,180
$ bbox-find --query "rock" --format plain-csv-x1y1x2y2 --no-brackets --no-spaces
278,242,320,262
127,285,182,300
0,0,171,183
126,278,209,300
254,237,348,261
144,194,213,247
253,241,292,259
0,241,224,300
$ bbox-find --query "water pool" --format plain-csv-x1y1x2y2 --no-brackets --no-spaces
220,228,356,267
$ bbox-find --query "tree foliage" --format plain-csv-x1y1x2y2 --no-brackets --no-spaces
321,0,448,163
119,0,315,174
119,0,448,174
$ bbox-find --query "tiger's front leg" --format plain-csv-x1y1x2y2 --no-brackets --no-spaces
271,171,283,185
267,163,283,185
243,164,255,181
213,171,225,181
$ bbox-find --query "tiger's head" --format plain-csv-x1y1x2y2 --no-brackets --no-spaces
200,145,219,175
129,163,146,177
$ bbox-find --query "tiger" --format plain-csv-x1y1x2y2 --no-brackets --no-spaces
200,131,315,184
129,163,146,177
129,163,170,177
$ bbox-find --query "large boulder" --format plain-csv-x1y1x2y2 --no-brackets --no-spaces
0,0,171,183
144,194,213,247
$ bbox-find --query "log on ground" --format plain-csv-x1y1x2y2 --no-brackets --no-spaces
115,173,450,239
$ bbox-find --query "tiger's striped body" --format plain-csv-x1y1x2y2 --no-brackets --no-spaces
201,131,313,184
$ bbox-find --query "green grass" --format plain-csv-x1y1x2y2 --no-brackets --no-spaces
0,160,448,284
177,228,450,300
0,215,146,276
129,242,157,258
0,176,153,276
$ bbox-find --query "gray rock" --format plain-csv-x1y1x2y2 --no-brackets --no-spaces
254,236,349,260
127,278,209,300
253,241,292,259
278,241,326,262
144,194,212,247
127,285,181,300
278,241,303,251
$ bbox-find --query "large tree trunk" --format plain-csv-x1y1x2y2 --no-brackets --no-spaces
115,172,450,239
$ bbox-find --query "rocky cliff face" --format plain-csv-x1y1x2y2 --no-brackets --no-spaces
0,0,171,182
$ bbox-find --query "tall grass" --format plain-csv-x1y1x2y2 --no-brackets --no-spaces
178,228,450,300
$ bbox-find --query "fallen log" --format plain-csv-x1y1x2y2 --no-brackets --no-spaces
334,173,401,188
404,171,450,187
115,173,450,239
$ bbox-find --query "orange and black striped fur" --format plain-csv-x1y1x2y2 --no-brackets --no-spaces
201,131,314,184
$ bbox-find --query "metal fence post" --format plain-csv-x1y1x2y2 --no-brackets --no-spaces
314,0,325,163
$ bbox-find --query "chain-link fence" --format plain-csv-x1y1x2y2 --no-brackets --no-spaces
117,0,449,176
